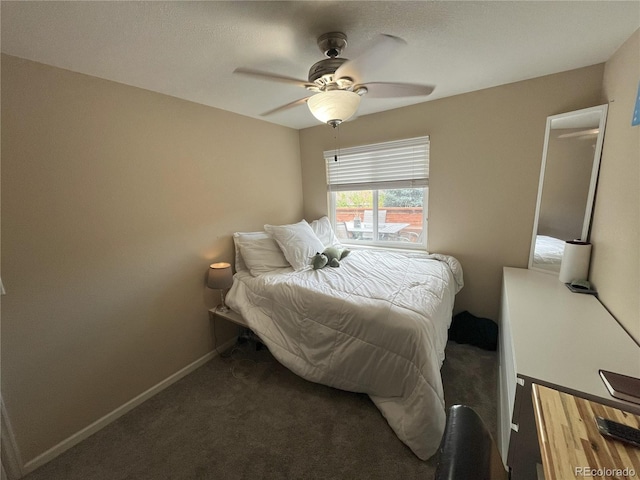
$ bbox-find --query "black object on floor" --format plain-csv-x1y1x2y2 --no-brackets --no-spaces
448,311,498,351
238,328,266,351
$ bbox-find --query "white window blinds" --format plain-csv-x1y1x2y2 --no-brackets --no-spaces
325,136,429,192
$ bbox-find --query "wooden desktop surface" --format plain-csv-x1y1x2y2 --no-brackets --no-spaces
532,384,640,480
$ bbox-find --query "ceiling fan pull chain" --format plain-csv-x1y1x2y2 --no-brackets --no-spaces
334,124,342,162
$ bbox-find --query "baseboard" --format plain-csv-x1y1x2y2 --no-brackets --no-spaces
1,397,25,480
21,339,237,475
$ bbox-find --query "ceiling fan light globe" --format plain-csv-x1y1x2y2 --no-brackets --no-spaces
307,90,361,126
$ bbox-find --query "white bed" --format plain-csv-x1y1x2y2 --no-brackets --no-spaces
225,219,463,459
534,235,565,267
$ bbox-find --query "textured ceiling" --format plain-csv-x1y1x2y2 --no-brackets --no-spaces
2,1,639,129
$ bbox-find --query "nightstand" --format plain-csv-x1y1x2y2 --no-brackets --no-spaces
208,307,248,328
208,307,265,351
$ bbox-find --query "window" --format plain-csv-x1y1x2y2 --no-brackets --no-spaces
325,136,429,249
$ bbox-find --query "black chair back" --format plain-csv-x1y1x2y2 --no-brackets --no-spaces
434,405,509,480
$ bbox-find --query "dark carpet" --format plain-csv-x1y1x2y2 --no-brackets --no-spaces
23,340,497,480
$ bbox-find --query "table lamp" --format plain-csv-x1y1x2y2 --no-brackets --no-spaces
207,262,233,313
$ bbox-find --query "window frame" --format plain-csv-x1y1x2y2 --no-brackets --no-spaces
325,136,429,251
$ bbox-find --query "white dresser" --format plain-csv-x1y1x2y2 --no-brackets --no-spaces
498,267,640,480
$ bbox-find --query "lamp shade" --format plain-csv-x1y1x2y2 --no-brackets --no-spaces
307,90,361,126
207,262,233,289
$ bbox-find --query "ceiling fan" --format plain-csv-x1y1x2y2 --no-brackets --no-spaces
234,32,435,127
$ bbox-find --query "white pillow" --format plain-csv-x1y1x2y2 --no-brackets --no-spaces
233,231,289,276
310,216,341,248
264,220,325,271
233,231,261,273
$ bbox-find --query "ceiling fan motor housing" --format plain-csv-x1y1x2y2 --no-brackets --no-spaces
309,32,351,85
308,58,348,84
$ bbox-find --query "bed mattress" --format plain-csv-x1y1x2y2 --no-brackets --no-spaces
225,248,463,459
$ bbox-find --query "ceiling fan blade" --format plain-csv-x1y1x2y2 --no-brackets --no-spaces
260,96,311,116
358,82,435,98
334,34,407,82
234,68,312,88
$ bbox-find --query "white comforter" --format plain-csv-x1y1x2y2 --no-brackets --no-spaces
534,235,565,265
226,249,463,459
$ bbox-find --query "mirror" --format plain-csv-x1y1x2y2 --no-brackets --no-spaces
529,104,608,274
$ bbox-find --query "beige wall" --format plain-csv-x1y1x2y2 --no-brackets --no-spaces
300,64,604,321
590,28,640,343
1,54,303,465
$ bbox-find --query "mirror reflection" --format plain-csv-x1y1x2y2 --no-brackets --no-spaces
529,105,608,273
